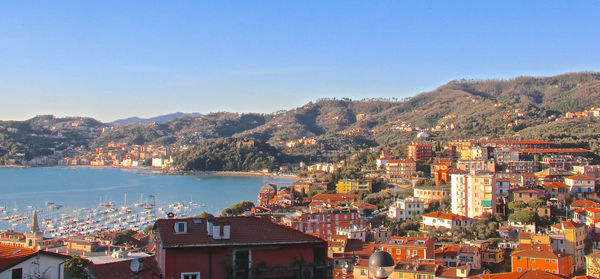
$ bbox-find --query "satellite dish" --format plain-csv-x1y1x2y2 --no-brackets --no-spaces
130,259,143,273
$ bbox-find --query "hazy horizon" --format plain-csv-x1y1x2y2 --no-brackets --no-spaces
2,1,600,122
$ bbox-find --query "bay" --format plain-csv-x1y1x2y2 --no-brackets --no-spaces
0,167,295,232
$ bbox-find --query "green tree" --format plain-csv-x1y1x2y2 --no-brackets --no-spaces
509,210,536,224
194,211,215,219
528,198,546,209
221,201,255,216
508,201,527,211
64,256,90,279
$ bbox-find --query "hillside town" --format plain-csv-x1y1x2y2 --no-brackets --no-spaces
3,138,600,279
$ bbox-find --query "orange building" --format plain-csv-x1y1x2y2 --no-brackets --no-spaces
408,143,433,161
379,237,434,261
511,245,574,277
434,168,467,186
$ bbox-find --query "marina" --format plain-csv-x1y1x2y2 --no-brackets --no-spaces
0,167,295,236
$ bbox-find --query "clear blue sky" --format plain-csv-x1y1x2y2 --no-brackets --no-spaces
1,1,599,122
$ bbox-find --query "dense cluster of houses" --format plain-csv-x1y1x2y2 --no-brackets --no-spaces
4,137,600,278
246,139,600,278
59,142,184,169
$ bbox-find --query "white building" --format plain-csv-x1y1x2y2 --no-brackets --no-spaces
387,197,424,221
0,248,67,279
421,211,473,230
451,172,496,218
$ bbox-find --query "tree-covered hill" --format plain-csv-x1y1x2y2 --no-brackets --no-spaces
4,72,600,166
174,138,290,171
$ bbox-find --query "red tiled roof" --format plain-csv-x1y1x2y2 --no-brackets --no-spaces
512,189,544,194
481,140,552,145
511,249,568,259
311,193,358,202
565,174,595,180
571,200,600,208
0,246,67,272
435,244,461,256
388,159,417,164
543,182,570,188
521,148,591,154
0,245,36,271
86,256,161,279
352,202,377,209
551,220,584,230
470,270,568,279
422,211,470,221
155,216,325,248
442,168,468,175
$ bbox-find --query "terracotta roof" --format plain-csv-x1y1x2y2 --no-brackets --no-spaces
86,256,161,279
551,220,584,230
469,270,568,279
435,244,461,256
0,245,36,271
481,140,552,145
422,211,470,221
565,174,595,180
0,245,68,272
442,168,468,175
311,193,358,202
511,248,569,259
388,159,417,164
543,182,570,188
155,216,325,248
571,200,600,208
512,189,544,194
521,148,591,154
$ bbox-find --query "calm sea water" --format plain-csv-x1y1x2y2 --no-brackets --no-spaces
0,167,294,231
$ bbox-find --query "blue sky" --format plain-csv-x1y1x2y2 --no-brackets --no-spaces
1,1,599,122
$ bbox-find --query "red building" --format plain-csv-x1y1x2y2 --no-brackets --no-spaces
408,144,433,162
283,209,367,240
379,237,435,261
154,216,329,279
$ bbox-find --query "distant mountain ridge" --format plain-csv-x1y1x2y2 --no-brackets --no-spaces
109,112,202,126
3,71,600,164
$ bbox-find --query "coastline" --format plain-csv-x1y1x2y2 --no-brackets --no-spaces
0,165,30,168
1,164,298,179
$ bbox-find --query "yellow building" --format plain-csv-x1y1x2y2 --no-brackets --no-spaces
336,179,372,194
551,221,587,271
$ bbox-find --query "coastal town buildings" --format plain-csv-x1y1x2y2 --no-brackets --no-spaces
451,173,496,218
154,216,329,279
387,197,423,221
386,159,417,183
407,143,433,162
336,179,372,194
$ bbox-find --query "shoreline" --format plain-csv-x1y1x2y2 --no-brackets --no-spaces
2,164,299,180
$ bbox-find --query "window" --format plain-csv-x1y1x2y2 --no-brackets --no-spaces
174,222,187,233
12,268,23,279
181,272,200,279
361,270,366,275
234,250,251,270
314,247,326,265
518,268,522,272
